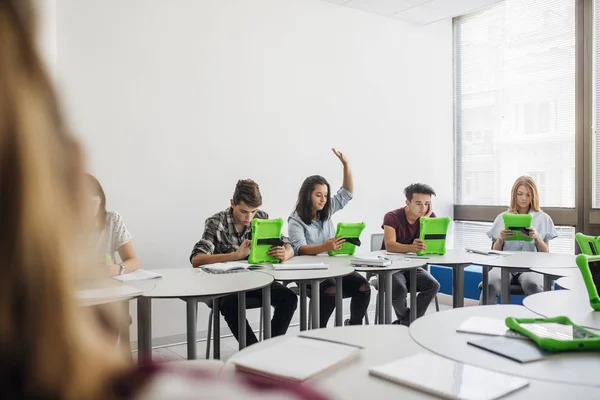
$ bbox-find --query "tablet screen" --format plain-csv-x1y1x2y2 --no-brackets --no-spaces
589,260,600,293
519,322,597,340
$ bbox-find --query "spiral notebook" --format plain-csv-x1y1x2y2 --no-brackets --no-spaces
369,353,530,400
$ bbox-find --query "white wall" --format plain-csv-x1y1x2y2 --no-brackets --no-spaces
55,0,453,343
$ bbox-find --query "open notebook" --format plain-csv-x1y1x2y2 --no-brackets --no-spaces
457,317,527,339
114,269,162,282
351,256,392,267
232,335,362,382
370,353,529,400
201,262,260,274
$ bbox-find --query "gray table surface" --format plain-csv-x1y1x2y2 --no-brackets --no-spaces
409,305,600,386
531,266,580,278
523,289,600,331
224,324,600,398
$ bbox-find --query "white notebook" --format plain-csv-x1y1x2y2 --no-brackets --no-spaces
457,317,527,339
113,269,162,282
273,263,328,271
370,353,530,400
233,335,362,382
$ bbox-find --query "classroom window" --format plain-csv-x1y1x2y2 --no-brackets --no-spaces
594,0,600,208
454,0,576,208
453,221,576,254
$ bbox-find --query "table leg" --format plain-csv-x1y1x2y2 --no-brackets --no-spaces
384,270,393,324
456,264,465,308
543,275,554,292
377,273,385,324
481,266,489,306
500,268,510,305
237,292,247,350
311,279,320,329
213,298,220,360
185,299,197,360
409,268,417,323
262,285,271,340
299,283,307,331
335,276,343,327
137,297,152,364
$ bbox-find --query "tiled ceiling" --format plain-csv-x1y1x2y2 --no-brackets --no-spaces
321,0,503,24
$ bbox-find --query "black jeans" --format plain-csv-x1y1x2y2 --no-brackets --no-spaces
217,281,297,346
307,271,370,328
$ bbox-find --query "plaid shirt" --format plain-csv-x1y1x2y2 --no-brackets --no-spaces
190,208,290,263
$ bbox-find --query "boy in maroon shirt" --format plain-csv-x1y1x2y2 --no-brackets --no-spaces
381,183,441,325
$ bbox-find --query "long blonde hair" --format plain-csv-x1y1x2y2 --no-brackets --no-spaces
0,1,127,398
509,176,541,213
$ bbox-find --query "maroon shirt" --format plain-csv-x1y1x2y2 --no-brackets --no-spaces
381,207,436,249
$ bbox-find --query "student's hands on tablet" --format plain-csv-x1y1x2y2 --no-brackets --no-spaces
268,246,287,262
332,148,348,166
236,239,251,259
412,239,426,252
499,230,514,240
525,227,539,240
324,237,345,252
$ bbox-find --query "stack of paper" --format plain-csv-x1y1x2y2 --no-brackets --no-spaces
351,256,392,267
201,262,250,274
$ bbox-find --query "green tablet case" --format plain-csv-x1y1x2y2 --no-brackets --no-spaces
502,214,533,242
575,233,600,256
575,254,600,312
328,222,366,256
505,316,600,352
248,218,284,264
417,217,451,256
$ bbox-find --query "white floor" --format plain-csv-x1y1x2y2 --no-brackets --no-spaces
132,299,454,363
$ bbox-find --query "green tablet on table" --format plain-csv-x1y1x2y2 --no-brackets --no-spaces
505,316,600,352
502,214,533,242
248,218,284,264
328,222,366,256
417,217,451,256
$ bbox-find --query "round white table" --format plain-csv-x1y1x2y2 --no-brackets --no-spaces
556,275,585,290
479,252,577,305
424,249,505,307
136,268,273,363
252,255,355,330
78,282,150,307
224,324,600,398
353,252,427,323
409,305,600,386
531,266,580,278
523,289,600,331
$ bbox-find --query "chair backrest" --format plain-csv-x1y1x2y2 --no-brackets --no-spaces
371,233,384,251
575,232,600,255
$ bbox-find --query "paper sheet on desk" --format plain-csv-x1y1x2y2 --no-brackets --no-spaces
114,269,162,282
